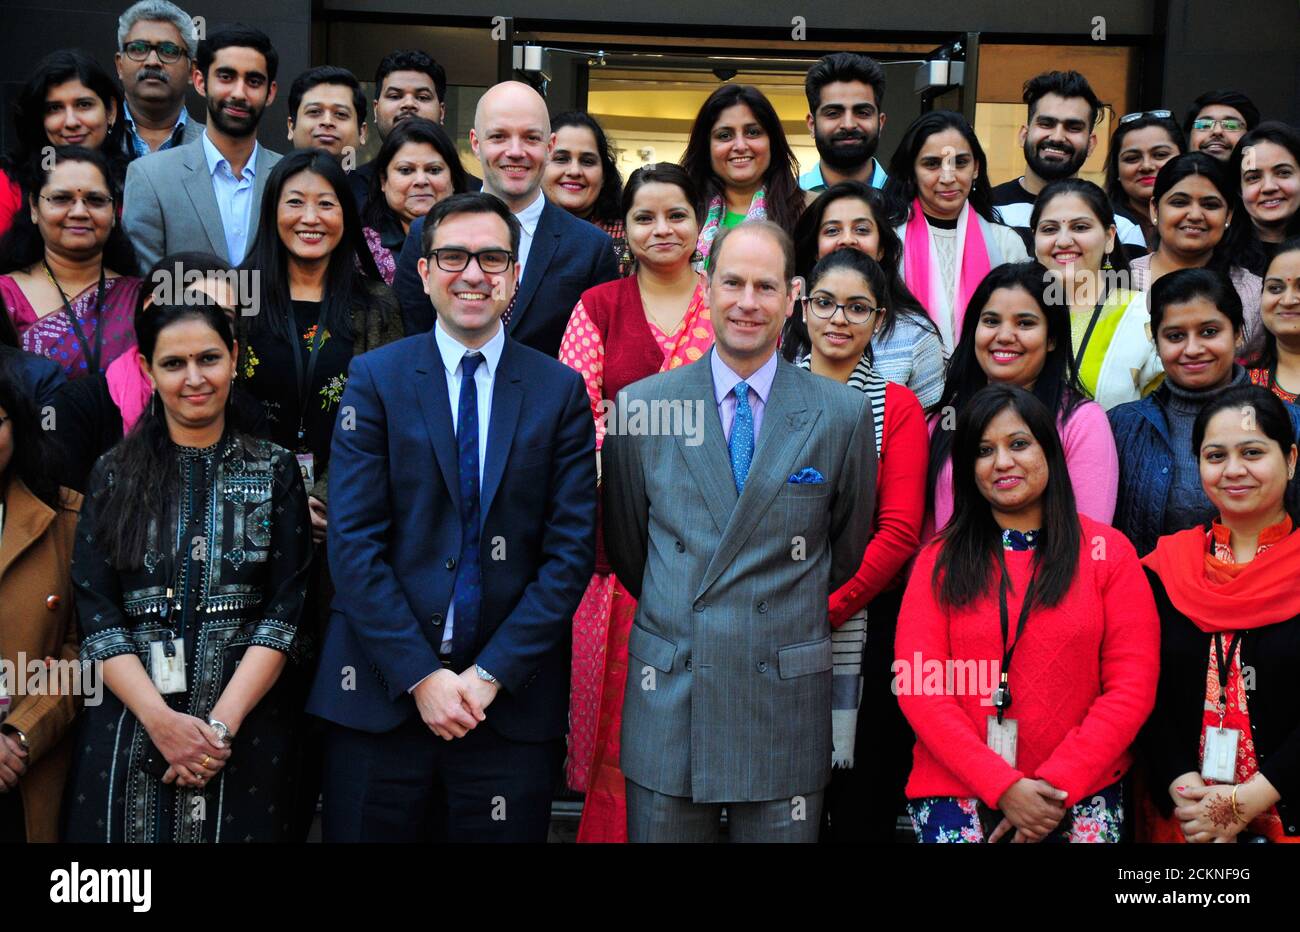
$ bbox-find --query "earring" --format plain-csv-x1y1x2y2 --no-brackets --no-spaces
1102,252,1114,271
690,249,704,265
150,391,159,418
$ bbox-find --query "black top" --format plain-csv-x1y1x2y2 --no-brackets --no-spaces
50,373,270,494
1139,567,1300,835
242,299,355,473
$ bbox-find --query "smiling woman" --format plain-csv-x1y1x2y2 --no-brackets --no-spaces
543,112,629,276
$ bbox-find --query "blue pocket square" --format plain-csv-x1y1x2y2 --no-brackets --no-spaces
788,467,825,484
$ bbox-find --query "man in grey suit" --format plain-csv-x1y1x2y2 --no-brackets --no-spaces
603,220,877,842
122,24,281,269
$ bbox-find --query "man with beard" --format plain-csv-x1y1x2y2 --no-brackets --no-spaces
991,71,1147,258
1183,89,1259,162
122,24,282,269
114,1,204,157
799,53,888,195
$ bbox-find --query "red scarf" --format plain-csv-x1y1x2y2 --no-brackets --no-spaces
1141,522,1300,632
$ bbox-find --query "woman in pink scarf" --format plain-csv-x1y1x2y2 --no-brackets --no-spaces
882,111,1029,355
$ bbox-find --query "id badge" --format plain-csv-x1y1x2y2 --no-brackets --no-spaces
149,638,188,695
295,453,315,494
1201,724,1241,783
0,668,10,724
987,715,1018,768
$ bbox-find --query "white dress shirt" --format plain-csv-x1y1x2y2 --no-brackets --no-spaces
513,189,546,278
432,318,506,655
201,129,260,263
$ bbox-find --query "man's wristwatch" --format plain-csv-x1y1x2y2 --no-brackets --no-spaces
207,718,234,747
474,664,499,685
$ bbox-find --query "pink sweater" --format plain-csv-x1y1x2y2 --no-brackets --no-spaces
895,516,1160,807
927,399,1118,539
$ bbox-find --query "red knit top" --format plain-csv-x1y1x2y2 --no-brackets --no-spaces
895,515,1160,807
828,381,928,624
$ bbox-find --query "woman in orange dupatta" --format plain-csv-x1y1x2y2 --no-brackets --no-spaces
1139,385,1300,843
558,164,713,841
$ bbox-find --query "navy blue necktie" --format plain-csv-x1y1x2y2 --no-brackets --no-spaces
730,381,754,493
451,352,483,657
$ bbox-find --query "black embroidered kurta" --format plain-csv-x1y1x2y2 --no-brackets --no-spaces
63,434,311,843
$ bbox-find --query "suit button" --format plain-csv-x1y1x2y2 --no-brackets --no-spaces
693,600,705,613
675,541,685,553
46,594,61,611
445,558,456,570
685,659,693,672
431,613,444,626
757,601,768,613
757,661,768,673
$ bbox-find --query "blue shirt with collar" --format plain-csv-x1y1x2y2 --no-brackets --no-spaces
201,129,260,263
798,158,887,193
121,101,191,159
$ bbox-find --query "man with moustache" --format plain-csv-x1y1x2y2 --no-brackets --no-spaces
799,53,889,194
991,71,1147,258
602,220,877,842
309,192,596,841
114,1,204,157
393,81,618,347
1183,89,1260,162
286,66,367,161
122,24,281,270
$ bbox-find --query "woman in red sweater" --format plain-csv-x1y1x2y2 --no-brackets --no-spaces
897,383,1159,842
558,163,715,841
793,247,927,842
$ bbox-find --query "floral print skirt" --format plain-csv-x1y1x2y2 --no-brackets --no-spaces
908,781,1124,843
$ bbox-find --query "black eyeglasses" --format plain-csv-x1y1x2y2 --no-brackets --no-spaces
425,248,515,274
40,192,114,211
802,294,881,325
123,40,187,63
1119,109,1173,125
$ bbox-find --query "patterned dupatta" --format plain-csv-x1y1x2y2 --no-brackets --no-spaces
656,281,714,372
695,188,767,269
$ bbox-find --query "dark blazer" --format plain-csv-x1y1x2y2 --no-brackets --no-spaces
1140,568,1300,835
0,346,65,409
392,196,618,352
306,330,596,741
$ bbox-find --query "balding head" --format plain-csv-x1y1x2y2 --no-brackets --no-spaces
469,81,555,212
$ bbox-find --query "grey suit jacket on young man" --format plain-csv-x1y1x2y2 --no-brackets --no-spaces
602,351,877,804
121,136,281,270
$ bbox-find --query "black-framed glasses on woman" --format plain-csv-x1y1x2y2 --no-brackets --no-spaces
122,40,188,64
425,248,515,274
1118,109,1173,125
801,294,882,325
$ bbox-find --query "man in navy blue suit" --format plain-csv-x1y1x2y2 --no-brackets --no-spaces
309,192,597,842
393,81,619,352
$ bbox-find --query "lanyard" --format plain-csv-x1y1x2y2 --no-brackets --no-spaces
1212,631,1244,727
45,260,107,376
285,305,327,450
1072,286,1110,374
992,556,1038,724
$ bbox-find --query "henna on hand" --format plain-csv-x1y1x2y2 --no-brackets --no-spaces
1205,792,1241,829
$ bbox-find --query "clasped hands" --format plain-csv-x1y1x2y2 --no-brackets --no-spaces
1169,772,1271,843
988,778,1071,843
147,710,232,788
413,667,500,741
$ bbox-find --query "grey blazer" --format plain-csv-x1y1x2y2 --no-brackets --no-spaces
121,134,281,270
603,352,877,803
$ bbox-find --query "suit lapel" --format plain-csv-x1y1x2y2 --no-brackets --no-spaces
250,147,276,227
413,332,460,510
480,340,522,521
697,360,818,596
507,199,561,337
0,479,54,586
182,143,228,259
671,356,736,535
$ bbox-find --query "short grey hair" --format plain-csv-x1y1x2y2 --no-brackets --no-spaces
117,0,198,59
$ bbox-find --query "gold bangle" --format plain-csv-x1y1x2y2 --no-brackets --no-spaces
1230,784,1247,823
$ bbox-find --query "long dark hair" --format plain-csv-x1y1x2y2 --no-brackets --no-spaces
91,300,237,570
5,49,127,174
551,111,624,226
0,146,139,277
1029,178,1132,275
1245,237,1300,371
928,262,1085,502
933,383,1082,609
1104,113,1185,216
242,148,381,345
680,84,805,236
1228,122,1300,275
362,117,468,230
0,365,62,509
1150,152,1248,272
787,180,938,361
883,110,1000,226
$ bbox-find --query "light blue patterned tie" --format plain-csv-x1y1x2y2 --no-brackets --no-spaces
730,381,754,493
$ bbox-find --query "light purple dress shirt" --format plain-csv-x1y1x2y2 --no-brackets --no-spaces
711,347,778,444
